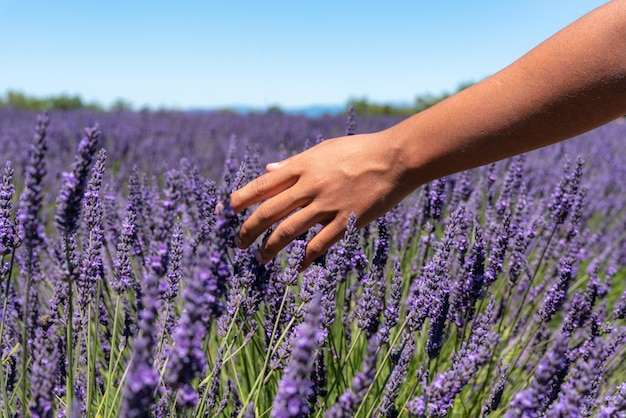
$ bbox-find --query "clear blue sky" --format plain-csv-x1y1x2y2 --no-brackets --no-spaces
0,0,608,110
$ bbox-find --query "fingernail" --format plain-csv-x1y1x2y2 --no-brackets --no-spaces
216,200,234,217
255,249,267,264
266,162,280,170
234,234,244,248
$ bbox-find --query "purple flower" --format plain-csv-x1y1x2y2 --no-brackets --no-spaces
538,257,574,323
485,211,511,284
272,295,322,418
424,178,447,222
548,335,606,416
379,259,403,345
406,215,457,333
120,268,162,418
418,297,499,417
495,155,526,217
452,222,486,328
164,204,233,408
549,157,584,226
332,213,368,281
482,361,509,416
326,334,380,418
55,125,101,235
355,264,385,338
111,207,138,294
0,161,16,257
77,149,106,308
345,106,356,136
597,383,626,417
193,178,217,248
152,168,182,244
375,330,415,418
425,283,450,360
18,111,49,248
29,323,60,418
204,347,224,413
507,332,570,417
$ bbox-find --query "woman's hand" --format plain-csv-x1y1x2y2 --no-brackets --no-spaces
229,131,413,269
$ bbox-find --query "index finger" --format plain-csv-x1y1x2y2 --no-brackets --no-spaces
229,169,298,213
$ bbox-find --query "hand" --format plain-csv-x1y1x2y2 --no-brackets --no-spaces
229,131,414,269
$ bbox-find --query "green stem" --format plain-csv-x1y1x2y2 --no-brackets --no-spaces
64,234,75,415
96,294,122,417
238,288,294,418
342,319,409,418
20,249,33,415
509,224,557,334
66,281,75,412
0,250,15,418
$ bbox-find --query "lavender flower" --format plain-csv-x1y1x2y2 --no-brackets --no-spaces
355,265,385,338
485,211,511,284
111,207,138,294
29,323,60,418
495,155,525,217
193,178,217,248
77,148,106,308
345,105,356,136
326,334,380,418
406,216,456,333
597,383,626,417
379,259,403,345
164,203,233,409
0,161,16,256
481,361,509,416
333,213,368,281
120,267,162,418
416,297,499,417
204,347,224,413
424,178,446,222
425,283,450,360
549,157,584,226
18,111,49,248
507,332,571,417
55,125,101,235
375,330,415,418
271,295,322,418
452,222,486,328
538,257,574,323
548,335,605,417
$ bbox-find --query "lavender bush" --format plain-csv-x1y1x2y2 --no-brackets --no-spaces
0,108,625,417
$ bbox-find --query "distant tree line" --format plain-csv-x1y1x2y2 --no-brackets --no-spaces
347,80,476,117
2,81,476,115
0,90,133,112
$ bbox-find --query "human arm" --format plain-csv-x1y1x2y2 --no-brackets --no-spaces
229,0,626,269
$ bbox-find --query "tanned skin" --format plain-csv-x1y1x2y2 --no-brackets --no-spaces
229,0,626,270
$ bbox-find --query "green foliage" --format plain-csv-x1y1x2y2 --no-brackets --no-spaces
266,104,285,115
110,98,133,112
348,80,476,117
0,90,105,112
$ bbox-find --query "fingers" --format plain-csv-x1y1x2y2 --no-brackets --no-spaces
299,218,348,269
254,207,328,263
253,211,349,270
229,169,297,214
237,191,311,249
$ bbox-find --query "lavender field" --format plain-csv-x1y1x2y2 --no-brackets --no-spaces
0,107,625,417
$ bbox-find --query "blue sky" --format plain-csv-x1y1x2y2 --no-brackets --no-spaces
0,0,608,110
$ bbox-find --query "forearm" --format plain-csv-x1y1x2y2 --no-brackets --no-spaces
388,0,626,189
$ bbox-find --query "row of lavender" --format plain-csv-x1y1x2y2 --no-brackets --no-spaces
0,108,625,417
